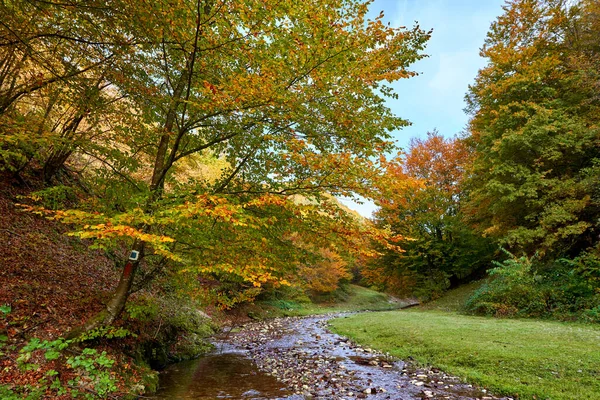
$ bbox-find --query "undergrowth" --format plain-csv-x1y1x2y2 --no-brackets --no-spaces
465,249,600,322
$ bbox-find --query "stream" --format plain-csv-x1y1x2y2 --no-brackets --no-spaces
152,314,510,400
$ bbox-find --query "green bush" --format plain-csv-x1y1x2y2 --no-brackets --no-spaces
260,284,312,305
465,249,600,321
265,299,304,311
583,306,600,323
13,337,126,399
28,185,77,210
412,270,452,302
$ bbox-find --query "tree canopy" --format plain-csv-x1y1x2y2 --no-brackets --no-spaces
366,132,493,299
1,0,430,329
462,0,600,319
465,0,600,259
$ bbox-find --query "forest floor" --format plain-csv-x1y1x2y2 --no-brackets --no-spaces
0,177,162,398
0,180,118,342
329,286,600,400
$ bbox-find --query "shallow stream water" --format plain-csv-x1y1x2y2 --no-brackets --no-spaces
152,351,295,399
153,314,509,400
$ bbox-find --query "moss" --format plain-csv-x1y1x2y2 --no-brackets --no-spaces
170,333,214,362
140,367,159,394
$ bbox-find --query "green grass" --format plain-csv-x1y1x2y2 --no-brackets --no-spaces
260,285,406,317
330,307,600,400
419,280,485,312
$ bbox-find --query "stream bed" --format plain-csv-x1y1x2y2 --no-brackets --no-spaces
153,314,511,400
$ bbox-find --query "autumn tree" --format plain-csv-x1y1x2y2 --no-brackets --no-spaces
369,132,494,299
13,0,430,332
0,1,124,111
465,0,600,260
463,0,600,318
0,1,129,172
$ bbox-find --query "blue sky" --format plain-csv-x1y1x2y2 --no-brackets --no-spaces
338,0,506,217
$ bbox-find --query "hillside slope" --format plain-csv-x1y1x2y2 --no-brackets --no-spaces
0,182,118,340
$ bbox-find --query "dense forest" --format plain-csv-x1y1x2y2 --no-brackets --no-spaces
0,0,598,398
366,0,599,321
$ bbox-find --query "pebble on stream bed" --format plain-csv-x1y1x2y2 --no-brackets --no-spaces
211,314,514,400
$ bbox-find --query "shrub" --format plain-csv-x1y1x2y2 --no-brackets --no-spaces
27,185,78,210
465,249,600,321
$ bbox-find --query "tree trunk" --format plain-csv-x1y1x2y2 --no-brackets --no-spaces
104,240,145,324
65,82,183,339
43,148,74,183
64,28,194,338
66,240,144,339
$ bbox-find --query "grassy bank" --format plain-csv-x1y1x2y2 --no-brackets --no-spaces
251,284,409,318
330,293,600,400
418,280,484,312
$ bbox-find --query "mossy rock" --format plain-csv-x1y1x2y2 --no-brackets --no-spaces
170,333,214,362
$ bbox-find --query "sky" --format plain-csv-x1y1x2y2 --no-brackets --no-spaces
338,0,506,218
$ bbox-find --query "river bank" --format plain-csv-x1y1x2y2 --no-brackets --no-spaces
331,310,600,400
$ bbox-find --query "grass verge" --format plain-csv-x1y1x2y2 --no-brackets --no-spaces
257,284,409,317
330,308,600,400
418,280,485,312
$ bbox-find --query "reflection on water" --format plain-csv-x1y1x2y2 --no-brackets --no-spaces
152,352,293,399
